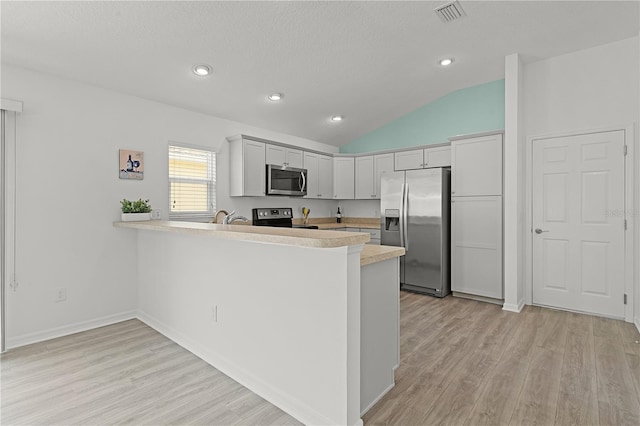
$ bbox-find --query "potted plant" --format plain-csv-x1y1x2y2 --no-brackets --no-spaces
120,198,152,221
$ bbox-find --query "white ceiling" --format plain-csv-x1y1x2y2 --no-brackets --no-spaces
2,1,638,147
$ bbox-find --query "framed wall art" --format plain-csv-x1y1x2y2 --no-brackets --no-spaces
119,149,144,180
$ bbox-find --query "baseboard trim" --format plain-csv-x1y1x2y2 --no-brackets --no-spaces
361,382,395,416
502,299,525,313
6,310,137,349
452,291,504,306
136,309,338,426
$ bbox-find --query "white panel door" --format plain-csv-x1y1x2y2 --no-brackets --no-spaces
532,130,625,318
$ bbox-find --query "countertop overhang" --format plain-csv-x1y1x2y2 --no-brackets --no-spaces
114,220,369,248
114,220,404,265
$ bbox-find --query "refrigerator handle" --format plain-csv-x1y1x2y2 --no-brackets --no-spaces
403,182,409,253
399,183,405,248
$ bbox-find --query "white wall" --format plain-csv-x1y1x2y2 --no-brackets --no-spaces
524,37,638,136
135,230,362,425
1,65,339,346
522,36,639,323
339,199,380,219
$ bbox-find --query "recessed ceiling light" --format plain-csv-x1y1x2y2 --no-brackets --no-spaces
438,58,455,66
192,64,212,76
268,93,284,101
330,115,344,122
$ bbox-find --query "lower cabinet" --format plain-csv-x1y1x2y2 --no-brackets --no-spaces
451,196,503,299
339,227,380,245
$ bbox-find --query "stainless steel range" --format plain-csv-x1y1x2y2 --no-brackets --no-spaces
252,208,318,229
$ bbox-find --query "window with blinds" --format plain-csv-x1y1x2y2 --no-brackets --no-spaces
168,144,216,219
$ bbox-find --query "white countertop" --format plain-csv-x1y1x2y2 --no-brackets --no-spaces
114,220,369,248
114,220,404,265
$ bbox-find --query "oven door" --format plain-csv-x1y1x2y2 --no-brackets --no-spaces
266,165,307,196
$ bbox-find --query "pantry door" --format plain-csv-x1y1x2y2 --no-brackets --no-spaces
532,130,626,318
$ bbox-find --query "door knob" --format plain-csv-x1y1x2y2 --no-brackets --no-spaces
534,228,549,234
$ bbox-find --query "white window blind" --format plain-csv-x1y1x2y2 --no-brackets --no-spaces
169,144,216,219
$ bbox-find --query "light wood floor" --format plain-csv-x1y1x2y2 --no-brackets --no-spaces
364,292,640,425
2,295,640,426
0,319,301,425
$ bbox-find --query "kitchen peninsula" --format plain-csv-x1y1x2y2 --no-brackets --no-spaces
114,221,404,426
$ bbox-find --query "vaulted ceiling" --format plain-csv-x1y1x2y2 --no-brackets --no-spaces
2,1,638,146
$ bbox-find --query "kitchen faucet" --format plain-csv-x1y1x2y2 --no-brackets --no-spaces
222,210,249,224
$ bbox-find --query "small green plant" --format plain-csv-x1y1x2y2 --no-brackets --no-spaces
121,198,152,213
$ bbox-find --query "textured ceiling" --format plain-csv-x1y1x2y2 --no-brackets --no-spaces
2,1,638,146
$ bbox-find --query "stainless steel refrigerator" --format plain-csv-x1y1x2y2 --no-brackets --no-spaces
380,168,451,297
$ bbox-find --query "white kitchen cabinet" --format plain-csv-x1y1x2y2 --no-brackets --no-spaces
374,153,394,198
394,149,423,171
355,156,375,199
356,153,394,199
451,196,503,299
424,146,451,168
304,152,333,199
362,228,381,245
266,144,303,168
451,133,503,196
303,152,320,199
333,157,355,199
318,154,333,199
228,137,266,197
394,146,451,171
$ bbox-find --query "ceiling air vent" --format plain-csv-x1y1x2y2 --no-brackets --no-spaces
434,1,466,23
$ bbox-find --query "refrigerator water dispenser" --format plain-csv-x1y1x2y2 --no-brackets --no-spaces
384,209,400,231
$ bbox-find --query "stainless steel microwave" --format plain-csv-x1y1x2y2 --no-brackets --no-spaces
266,164,307,196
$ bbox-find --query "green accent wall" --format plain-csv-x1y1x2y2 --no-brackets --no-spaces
339,79,505,154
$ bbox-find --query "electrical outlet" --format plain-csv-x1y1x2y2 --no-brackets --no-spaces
55,288,67,302
151,210,161,220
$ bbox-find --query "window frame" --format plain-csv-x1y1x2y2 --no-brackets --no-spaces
168,142,216,221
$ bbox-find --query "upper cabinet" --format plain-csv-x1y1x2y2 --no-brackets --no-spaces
333,157,355,199
355,156,374,199
451,133,503,197
266,144,303,168
394,149,423,171
228,136,266,197
424,146,451,168
394,146,451,171
374,153,394,198
318,154,334,199
304,152,334,199
355,153,394,199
